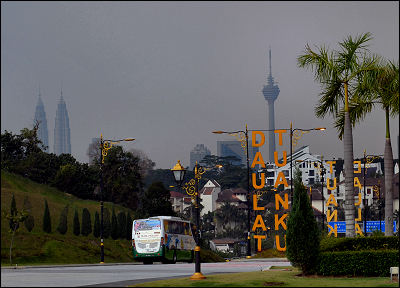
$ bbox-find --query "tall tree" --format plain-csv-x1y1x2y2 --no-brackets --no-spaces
81,208,92,237
286,167,321,276
140,181,175,217
42,198,51,233
297,32,380,237
334,59,399,236
23,195,34,232
73,207,80,236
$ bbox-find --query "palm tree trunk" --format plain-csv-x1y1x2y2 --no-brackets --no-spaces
344,85,355,238
384,109,394,236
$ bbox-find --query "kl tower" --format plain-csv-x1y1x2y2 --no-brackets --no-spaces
262,46,280,163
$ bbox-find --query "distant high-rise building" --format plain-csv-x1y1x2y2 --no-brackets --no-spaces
190,144,211,170
54,87,71,155
88,137,100,165
33,85,49,152
217,140,259,170
262,46,280,162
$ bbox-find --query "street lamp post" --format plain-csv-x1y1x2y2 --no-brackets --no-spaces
362,151,382,235
171,160,208,280
100,134,135,263
213,124,325,257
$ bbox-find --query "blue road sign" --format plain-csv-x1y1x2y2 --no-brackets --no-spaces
327,221,397,233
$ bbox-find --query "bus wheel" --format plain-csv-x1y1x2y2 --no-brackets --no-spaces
143,260,153,265
171,251,177,264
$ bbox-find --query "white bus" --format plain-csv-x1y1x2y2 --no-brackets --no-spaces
132,216,196,264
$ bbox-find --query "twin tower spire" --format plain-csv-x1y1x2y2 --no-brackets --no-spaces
34,85,71,155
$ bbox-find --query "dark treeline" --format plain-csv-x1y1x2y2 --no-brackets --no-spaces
1,124,173,217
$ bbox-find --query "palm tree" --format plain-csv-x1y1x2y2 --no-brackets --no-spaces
334,59,399,236
297,32,381,237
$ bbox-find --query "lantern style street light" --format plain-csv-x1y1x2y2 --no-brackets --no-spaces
213,124,325,257
171,160,211,280
100,134,135,263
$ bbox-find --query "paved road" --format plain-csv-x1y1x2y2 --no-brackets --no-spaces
1,258,290,287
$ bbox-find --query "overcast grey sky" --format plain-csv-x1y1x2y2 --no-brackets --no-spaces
1,1,399,169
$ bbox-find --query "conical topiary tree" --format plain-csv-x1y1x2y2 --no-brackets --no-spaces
81,208,92,237
57,204,69,235
93,211,100,238
103,207,111,239
42,198,51,233
117,211,126,239
23,195,34,232
126,211,132,240
73,207,80,236
286,167,321,276
111,205,119,240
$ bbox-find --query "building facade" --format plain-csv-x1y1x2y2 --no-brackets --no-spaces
190,144,211,170
54,89,71,155
217,140,260,170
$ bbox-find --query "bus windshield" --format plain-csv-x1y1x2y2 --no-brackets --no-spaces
133,219,161,232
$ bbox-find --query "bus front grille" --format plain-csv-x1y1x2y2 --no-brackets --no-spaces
137,242,159,249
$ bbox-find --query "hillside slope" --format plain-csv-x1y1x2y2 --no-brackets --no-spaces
1,170,136,265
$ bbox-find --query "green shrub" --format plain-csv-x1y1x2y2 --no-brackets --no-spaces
126,211,132,241
117,211,126,239
310,250,399,276
111,206,118,240
320,236,399,252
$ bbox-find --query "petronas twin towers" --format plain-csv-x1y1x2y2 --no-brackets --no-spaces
33,87,71,155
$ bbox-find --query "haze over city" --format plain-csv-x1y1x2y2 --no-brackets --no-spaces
1,1,399,169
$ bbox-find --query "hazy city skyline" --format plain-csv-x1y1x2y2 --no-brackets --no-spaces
1,2,399,169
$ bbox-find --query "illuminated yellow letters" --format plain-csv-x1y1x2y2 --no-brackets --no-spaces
275,214,288,230
274,130,286,146
354,161,361,173
326,161,336,174
355,208,362,221
254,235,266,251
275,194,289,210
274,172,289,188
251,152,266,168
274,151,287,167
252,173,265,189
355,224,363,235
327,224,338,237
354,177,362,190
327,209,337,222
252,131,265,147
276,235,286,251
252,215,267,231
253,194,265,211
326,194,337,207
327,178,337,190
355,193,362,206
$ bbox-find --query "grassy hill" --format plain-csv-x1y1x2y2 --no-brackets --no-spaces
1,170,136,266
